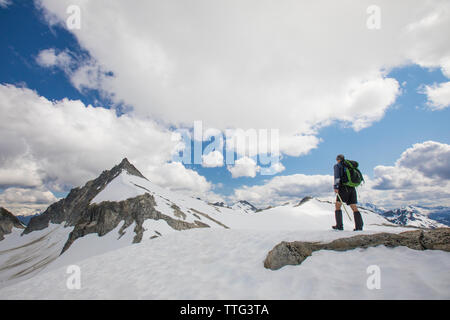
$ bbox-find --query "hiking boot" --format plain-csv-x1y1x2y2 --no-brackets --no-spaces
353,211,364,230
353,228,363,231
334,210,343,230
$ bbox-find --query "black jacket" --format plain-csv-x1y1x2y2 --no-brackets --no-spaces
333,162,345,189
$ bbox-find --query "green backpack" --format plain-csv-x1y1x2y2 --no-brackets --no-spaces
342,160,364,187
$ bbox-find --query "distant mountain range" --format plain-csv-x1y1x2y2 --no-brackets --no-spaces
358,203,450,228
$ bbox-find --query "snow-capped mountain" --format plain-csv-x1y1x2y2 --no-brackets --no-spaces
380,206,448,229
231,200,259,213
358,202,450,228
0,158,448,299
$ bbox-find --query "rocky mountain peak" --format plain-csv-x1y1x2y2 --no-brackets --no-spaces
116,158,147,180
24,158,147,234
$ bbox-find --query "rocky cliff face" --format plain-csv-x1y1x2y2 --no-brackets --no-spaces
264,228,450,270
0,207,25,240
61,193,212,253
24,158,146,234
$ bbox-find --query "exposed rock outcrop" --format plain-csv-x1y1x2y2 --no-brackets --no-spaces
264,228,450,270
24,158,145,234
0,207,25,240
61,193,211,253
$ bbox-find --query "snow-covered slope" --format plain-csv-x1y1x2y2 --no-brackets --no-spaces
0,169,396,290
1,159,447,298
0,224,72,287
0,168,393,289
1,227,449,299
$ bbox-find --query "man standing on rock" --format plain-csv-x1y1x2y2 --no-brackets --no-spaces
332,154,364,231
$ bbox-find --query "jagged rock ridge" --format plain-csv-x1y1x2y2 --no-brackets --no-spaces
24,158,145,234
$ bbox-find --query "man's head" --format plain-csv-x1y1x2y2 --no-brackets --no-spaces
336,154,345,163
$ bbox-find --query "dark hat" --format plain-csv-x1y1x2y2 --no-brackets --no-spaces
336,154,345,161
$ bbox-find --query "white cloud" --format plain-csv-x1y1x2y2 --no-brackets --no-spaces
396,141,450,180
0,0,11,9
278,134,321,157
365,141,450,207
144,161,225,204
36,48,72,69
0,84,219,204
0,187,58,216
36,48,109,93
38,0,450,155
145,162,211,194
264,161,286,175
232,174,333,207
228,157,260,178
0,156,42,188
423,81,450,110
359,174,450,209
202,151,224,168
342,78,400,131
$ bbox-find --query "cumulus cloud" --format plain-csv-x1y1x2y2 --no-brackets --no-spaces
36,48,110,93
0,84,221,212
365,141,450,207
36,48,72,69
146,162,211,194
202,151,224,168
396,141,450,179
232,174,333,207
0,187,57,205
144,162,227,203
227,157,260,178
0,187,58,216
38,0,450,156
263,161,286,176
0,84,178,189
423,81,450,110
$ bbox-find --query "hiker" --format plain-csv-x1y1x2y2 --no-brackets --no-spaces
332,154,364,231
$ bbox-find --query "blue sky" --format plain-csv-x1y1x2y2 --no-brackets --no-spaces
1,1,450,212
181,64,450,197
0,2,102,107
